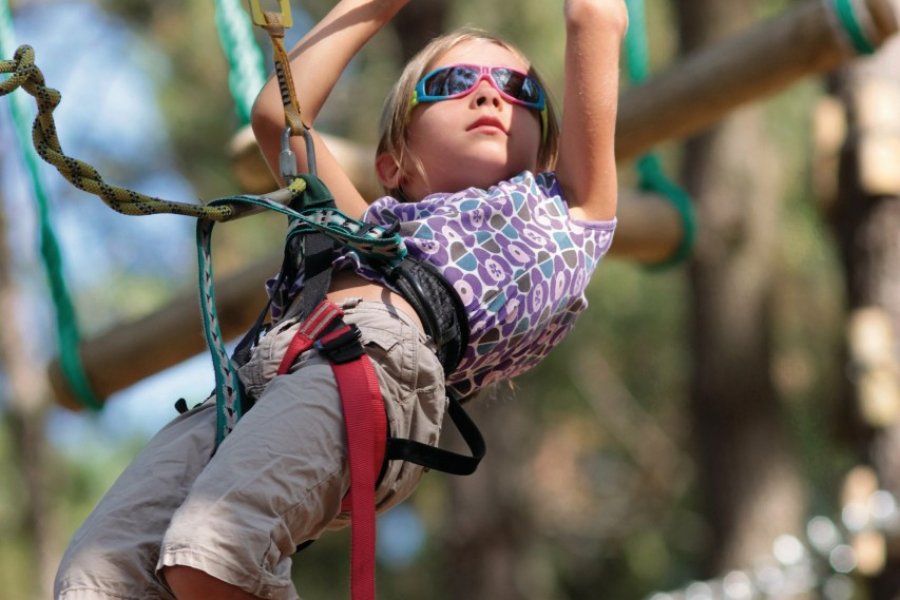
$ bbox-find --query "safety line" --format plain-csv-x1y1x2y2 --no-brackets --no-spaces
214,0,267,125
0,0,102,410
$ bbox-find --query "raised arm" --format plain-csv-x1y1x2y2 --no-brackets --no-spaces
555,0,628,222
251,0,410,217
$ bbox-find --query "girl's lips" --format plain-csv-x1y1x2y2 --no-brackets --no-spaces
468,117,507,133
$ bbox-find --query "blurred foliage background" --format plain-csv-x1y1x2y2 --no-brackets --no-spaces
2,0,900,599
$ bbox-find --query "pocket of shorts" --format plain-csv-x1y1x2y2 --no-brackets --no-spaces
361,327,401,362
360,325,414,402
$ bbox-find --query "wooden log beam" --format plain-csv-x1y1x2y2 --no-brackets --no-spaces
48,253,281,411
615,0,899,161
47,185,680,410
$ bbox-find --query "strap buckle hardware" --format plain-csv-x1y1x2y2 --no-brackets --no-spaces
315,325,365,364
249,0,293,28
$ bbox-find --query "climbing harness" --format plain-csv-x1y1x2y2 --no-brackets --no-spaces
1,2,484,598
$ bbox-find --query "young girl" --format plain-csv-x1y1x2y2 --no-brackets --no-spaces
54,0,626,598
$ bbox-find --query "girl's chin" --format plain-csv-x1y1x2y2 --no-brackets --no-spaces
456,154,527,181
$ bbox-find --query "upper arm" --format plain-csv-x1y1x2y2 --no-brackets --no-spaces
555,0,628,222
251,111,370,218
249,0,409,218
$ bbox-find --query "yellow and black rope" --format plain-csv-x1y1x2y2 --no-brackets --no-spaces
1,44,242,221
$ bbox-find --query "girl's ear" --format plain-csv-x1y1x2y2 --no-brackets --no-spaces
375,152,402,189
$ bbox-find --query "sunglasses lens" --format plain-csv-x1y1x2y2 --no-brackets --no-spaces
417,65,543,109
423,66,479,97
492,69,541,105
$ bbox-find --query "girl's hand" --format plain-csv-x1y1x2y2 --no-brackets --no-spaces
564,0,629,37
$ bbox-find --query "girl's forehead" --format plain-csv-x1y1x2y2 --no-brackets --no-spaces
432,39,530,71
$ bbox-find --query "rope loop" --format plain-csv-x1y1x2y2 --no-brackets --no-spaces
623,0,697,269
636,155,697,271
827,0,878,55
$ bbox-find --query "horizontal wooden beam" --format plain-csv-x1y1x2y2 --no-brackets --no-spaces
615,0,898,161
48,185,683,410
48,253,280,411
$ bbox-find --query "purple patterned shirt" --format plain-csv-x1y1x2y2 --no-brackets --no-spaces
356,170,615,397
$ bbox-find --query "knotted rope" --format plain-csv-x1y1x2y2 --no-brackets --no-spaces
1,45,241,221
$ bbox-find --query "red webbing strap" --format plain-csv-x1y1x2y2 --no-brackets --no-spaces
276,300,344,376
275,303,387,600
320,325,387,600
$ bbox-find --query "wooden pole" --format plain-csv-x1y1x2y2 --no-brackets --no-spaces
616,0,898,161
48,253,280,411
47,185,680,409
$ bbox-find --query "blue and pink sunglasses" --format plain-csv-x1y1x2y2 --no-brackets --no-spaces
410,64,548,138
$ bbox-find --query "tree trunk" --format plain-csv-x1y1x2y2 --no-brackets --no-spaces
827,37,900,598
675,0,806,574
392,0,450,61
0,209,55,598
439,397,546,600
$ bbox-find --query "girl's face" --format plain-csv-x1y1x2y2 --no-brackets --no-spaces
400,40,543,200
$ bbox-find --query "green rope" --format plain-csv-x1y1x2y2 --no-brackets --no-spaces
623,0,650,83
624,0,696,269
832,0,877,55
0,0,102,410
214,0,268,125
636,155,696,271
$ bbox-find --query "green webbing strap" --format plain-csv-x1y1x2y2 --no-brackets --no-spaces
624,0,696,269
196,175,407,444
0,0,102,410
831,0,877,55
214,0,267,125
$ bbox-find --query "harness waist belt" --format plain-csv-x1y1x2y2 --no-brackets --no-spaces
383,257,469,376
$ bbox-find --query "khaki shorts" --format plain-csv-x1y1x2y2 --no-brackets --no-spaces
55,299,446,600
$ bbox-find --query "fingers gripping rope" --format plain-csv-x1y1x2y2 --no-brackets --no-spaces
1,45,237,220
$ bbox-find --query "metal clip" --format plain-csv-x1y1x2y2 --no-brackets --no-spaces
279,127,298,180
249,0,293,28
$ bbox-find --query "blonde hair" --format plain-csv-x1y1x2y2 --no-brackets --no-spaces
376,28,560,200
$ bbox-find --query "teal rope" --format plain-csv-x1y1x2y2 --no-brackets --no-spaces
214,0,268,125
624,0,650,82
0,0,103,410
624,0,696,269
832,0,877,55
196,217,242,446
636,155,696,271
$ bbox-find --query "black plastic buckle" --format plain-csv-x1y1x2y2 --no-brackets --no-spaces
315,324,364,364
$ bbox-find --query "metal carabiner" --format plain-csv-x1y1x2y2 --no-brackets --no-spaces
249,0,293,28
279,127,298,180
279,126,318,180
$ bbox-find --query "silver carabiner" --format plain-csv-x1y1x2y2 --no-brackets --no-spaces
279,127,298,180
279,126,317,180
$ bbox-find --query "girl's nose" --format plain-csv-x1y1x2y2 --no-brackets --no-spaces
473,79,503,108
